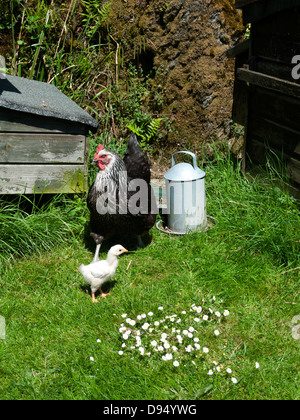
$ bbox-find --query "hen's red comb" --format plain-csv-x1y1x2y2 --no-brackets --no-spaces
96,144,104,152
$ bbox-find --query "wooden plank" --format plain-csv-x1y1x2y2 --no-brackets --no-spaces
255,60,296,84
252,7,300,38
237,68,300,98
247,116,300,158
226,39,249,58
0,107,86,134
236,0,261,8
232,49,250,126
249,86,300,132
288,158,300,184
238,0,300,24
0,164,87,194
0,133,86,163
252,34,300,66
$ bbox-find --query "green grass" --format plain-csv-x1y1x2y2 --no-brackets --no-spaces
0,154,299,400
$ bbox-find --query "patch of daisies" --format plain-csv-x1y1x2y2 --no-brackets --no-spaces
117,295,251,383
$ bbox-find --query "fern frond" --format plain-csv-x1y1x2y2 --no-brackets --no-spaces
145,118,164,141
127,122,146,139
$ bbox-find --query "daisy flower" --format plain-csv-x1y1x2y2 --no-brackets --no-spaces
255,362,260,369
215,311,221,318
158,306,164,311
173,361,180,367
203,347,209,353
231,377,238,384
226,368,232,374
142,322,150,330
118,351,123,356
223,310,230,316
150,340,157,347
90,356,94,361
214,329,220,336
203,315,209,321
207,369,214,376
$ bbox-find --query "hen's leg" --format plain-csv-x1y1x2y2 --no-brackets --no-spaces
137,235,144,248
99,288,110,298
90,233,104,262
93,244,101,263
91,292,98,303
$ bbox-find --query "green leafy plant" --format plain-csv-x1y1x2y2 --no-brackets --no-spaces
127,117,164,149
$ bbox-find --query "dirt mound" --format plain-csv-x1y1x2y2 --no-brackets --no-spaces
110,0,244,156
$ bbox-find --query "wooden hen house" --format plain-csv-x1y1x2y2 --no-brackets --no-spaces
0,74,98,194
230,0,300,194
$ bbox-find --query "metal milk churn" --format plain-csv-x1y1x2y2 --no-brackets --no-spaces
164,151,207,233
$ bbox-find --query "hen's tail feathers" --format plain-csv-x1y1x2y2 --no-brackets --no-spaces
123,133,151,183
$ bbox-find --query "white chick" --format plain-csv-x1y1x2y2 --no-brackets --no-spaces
79,244,128,302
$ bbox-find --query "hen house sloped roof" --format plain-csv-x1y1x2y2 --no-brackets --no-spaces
0,74,98,132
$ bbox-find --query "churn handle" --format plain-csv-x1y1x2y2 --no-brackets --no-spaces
171,151,198,169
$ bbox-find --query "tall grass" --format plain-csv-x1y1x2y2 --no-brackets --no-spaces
205,153,299,269
0,195,87,266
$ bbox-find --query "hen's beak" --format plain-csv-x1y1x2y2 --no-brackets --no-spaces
123,248,128,253
91,159,98,165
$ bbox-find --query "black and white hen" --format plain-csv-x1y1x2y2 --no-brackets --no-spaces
87,133,157,262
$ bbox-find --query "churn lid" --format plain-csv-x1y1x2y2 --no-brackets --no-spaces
164,151,205,181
